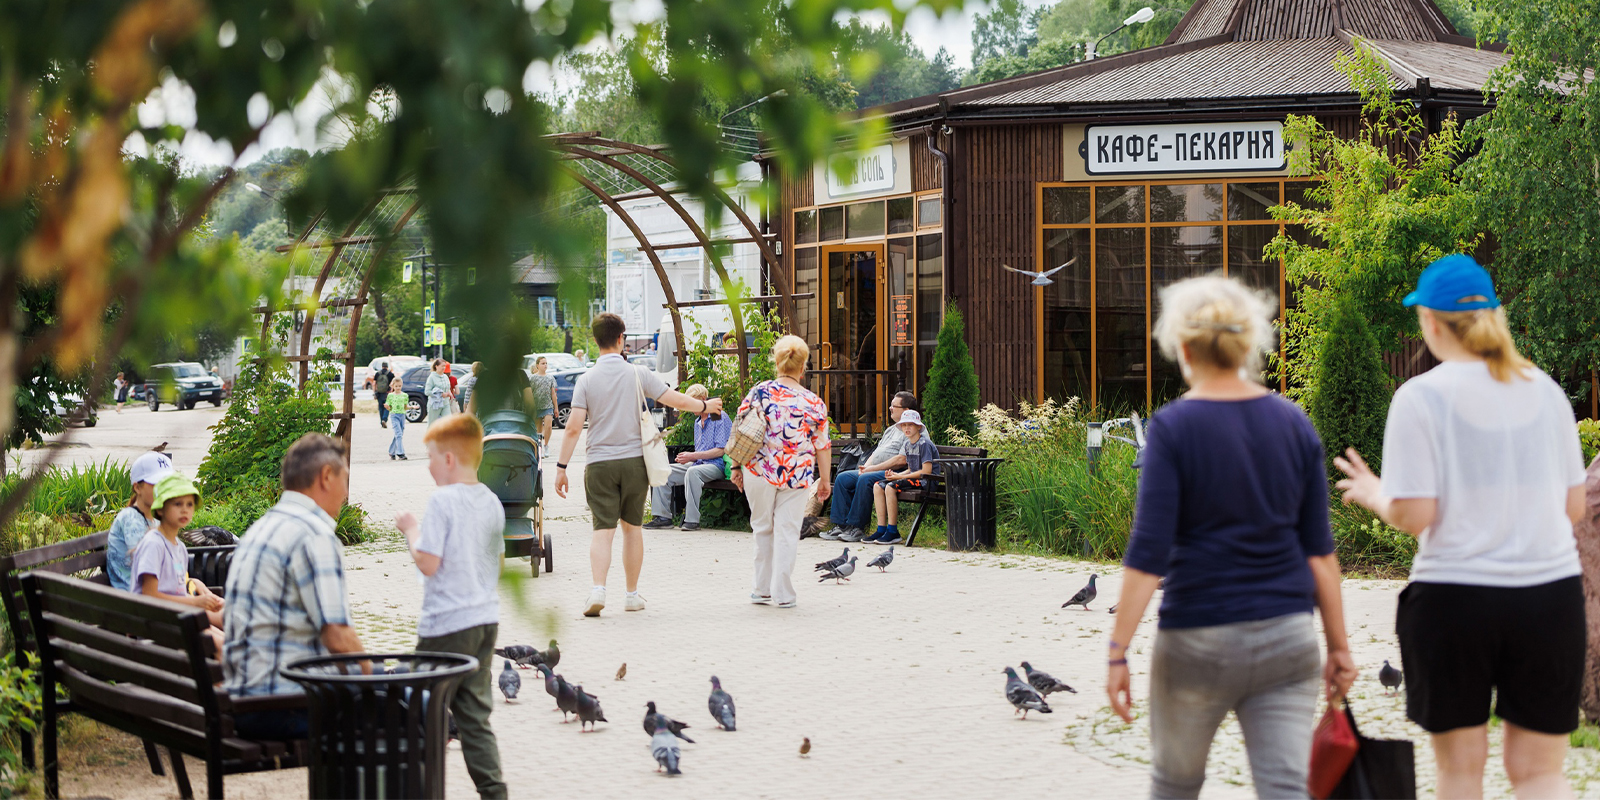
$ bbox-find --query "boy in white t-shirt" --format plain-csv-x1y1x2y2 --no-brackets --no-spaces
396,413,508,799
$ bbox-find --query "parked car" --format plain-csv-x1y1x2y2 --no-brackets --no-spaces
33,379,97,428
522,352,585,373
400,362,470,423
364,355,426,389
548,368,584,429
144,362,225,411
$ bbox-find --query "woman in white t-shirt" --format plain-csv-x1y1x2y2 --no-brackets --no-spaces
1336,254,1588,800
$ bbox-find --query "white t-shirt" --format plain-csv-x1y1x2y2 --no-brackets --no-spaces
415,483,506,638
1381,361,1586,587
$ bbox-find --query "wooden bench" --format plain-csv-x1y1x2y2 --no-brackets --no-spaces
665,438,868,513
895,445,988,547
22,570,306,800
0,530,238,786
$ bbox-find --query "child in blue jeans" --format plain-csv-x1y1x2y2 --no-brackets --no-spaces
869,410,940,545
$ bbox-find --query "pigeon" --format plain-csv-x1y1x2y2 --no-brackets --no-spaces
799,737,811,758
866,546,895,572
71,511,95,528
650,719,683,775
1379,660,1403,695
644,701,695,743
818,556,857,584
556,674,579,722
498,660,521,702
542,639,561,669
1002,258,1076,286
495,644,540,668
616,663,627,681
1004,667,1053,719
814,547,849,572
537,664,560,708
575,685,607,731
1062,574,1098,610
1020,661,1077,696
708,676,737,731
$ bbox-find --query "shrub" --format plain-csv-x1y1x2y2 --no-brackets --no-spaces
0,652,41,797
676,284,780,412
1308,302,1392,478
0,459,128,522
923,304,979,446
1581,419,1599,466
1329,500,1416,578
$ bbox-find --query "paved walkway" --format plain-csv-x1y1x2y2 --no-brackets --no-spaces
33,405,1600,799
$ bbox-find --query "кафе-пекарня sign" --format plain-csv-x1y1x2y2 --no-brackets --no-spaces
1081,121,1286,175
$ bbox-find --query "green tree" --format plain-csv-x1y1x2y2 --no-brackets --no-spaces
1460,0,1599,404
923,303,979,445
1307,302,1392,477
970,0,1045,71
1267,44,1480,401
970,37,1087,85
1035,0,1187,57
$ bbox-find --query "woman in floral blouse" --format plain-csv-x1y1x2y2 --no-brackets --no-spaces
732,335,832,608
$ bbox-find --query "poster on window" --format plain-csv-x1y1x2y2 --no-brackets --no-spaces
891,295,913,346
608,267,647,331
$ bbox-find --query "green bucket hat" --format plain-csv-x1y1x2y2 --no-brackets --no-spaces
153,472,201,511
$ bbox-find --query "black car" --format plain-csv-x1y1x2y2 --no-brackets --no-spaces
145,362,225,411
400,363,470,423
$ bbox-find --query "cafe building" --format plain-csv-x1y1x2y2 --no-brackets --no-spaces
763,0,1506,424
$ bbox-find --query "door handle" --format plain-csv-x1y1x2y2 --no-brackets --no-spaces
818,342,832,369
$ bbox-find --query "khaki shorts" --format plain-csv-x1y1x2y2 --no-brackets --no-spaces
585,457,648,529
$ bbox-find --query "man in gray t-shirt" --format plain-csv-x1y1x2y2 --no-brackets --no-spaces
554,313,723,618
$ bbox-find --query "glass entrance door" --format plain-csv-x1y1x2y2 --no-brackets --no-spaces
819,245,885,434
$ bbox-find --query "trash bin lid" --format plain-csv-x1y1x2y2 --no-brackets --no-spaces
280,652,479,688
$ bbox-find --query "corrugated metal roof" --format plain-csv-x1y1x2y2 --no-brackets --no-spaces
966,38,1400,106
1174,0,1236,42
1339,0,1440,40
1236,0,1338,40
1363,38,1509,91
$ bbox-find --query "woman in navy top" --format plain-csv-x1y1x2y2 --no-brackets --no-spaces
1105,276,1356,800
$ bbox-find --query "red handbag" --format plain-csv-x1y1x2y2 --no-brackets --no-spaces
1309,701,1359,799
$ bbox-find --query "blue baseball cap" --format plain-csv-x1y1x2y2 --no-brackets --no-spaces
1403,254,1499,311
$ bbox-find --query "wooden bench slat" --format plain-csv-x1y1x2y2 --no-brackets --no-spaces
70,701,268,764
42,615,214,682
6,531,109,569
51,637,208,706
37,591,193,650
57,662,210,732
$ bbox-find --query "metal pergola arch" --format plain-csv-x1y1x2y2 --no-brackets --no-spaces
258,134,793,458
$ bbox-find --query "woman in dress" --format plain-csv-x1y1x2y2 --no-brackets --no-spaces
114,371,129,413
529,356,558,446
732,335,831,609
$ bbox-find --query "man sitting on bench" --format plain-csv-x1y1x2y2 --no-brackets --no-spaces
223,433,370,740
822,391,919,543
645,384,731,532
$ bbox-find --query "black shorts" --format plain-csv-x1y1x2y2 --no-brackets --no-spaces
1396,576,1585,734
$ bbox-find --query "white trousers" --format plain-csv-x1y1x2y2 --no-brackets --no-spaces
745,478,806,605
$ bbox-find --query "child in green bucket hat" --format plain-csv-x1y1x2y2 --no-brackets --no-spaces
133,473,225,649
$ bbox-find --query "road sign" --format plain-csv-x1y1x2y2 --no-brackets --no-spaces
424,302,436,325
403,261,413,283
450,326,459,346
430,324,446,346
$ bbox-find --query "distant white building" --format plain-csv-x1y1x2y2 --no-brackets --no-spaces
604,162,766,349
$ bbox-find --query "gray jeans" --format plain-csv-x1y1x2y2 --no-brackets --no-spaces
1149,612,1320,800
649,462,724,525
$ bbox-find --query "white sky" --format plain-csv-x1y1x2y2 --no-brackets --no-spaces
142,0,1052,169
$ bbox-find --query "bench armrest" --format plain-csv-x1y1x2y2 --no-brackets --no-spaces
230,693,309,714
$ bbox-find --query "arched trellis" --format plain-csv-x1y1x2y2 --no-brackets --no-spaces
258,134,793,459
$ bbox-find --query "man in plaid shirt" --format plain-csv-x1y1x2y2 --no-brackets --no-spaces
223,434,368,740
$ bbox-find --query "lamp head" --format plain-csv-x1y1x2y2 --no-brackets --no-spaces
1126,6,1156,25
1086,421,1104,450
244,182,265,193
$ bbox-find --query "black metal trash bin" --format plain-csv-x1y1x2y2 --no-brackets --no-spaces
281,652,478,799
934,457,1005,551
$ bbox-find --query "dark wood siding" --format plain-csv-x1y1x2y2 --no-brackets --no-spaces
771,163,813,315
951,124,1063,409
910,133,943,193
1385,338,1440,384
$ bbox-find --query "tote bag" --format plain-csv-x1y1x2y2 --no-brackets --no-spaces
724,390,769,467
1328,702,1417,800
635,369,671,486
1309,701,1359,799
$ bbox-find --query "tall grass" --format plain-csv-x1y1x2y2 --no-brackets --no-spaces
0,458,129,520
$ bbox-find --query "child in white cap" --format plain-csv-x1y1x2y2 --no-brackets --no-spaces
107,451,173,592
133,473,225,650
868,410,940,545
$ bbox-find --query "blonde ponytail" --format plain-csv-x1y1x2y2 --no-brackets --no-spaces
1432,307,1534,383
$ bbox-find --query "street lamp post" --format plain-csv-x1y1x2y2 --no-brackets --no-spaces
1085,6,1156,61
1086,421,1104,476
244,182,293,236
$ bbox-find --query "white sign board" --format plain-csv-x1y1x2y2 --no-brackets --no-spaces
813,140,912,204
1081,121,1286,175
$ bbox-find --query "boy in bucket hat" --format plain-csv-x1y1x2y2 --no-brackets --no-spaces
133,473,226,649
868,410,941,545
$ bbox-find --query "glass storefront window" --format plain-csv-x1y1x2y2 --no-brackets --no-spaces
1096,228,1146,412
1283,180,1327,211
794,209,817,244
888,239,915,390
888,197,914,234
846,201,885,239
1151,183,1223,222
1044,187,1092,225
1227,182,1279,221
820,206,844,241
918,197,941,227
794,248,819,345
916,233,943,392
1227,225,1280,306
1095,185,1145,224
1043,228,1092,405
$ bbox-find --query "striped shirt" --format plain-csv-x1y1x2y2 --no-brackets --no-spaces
223,492,352,697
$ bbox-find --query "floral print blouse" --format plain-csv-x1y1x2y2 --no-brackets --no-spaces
737,379,830,489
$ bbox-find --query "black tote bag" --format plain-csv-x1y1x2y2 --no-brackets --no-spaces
1328,703,1417,800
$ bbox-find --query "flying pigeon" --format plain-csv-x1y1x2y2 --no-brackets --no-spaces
818,556,858,584
1020,661,1077,696
616,663,627,681
866,546,895,572
495,644,540,668
556,674,579,722
1002,257,1076,286
814,547,849,572
650,719,683,775
574,685,607,731
1004,666,1053,719
1379,660,1403,695
498,660,521,702
537,664,560,709
799,737,811,758
644,701,695,743
1062,574,1098,610
708,676,737,731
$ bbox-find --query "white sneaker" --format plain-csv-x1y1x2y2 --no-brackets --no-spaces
583,588,606,617
625,593,647,612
